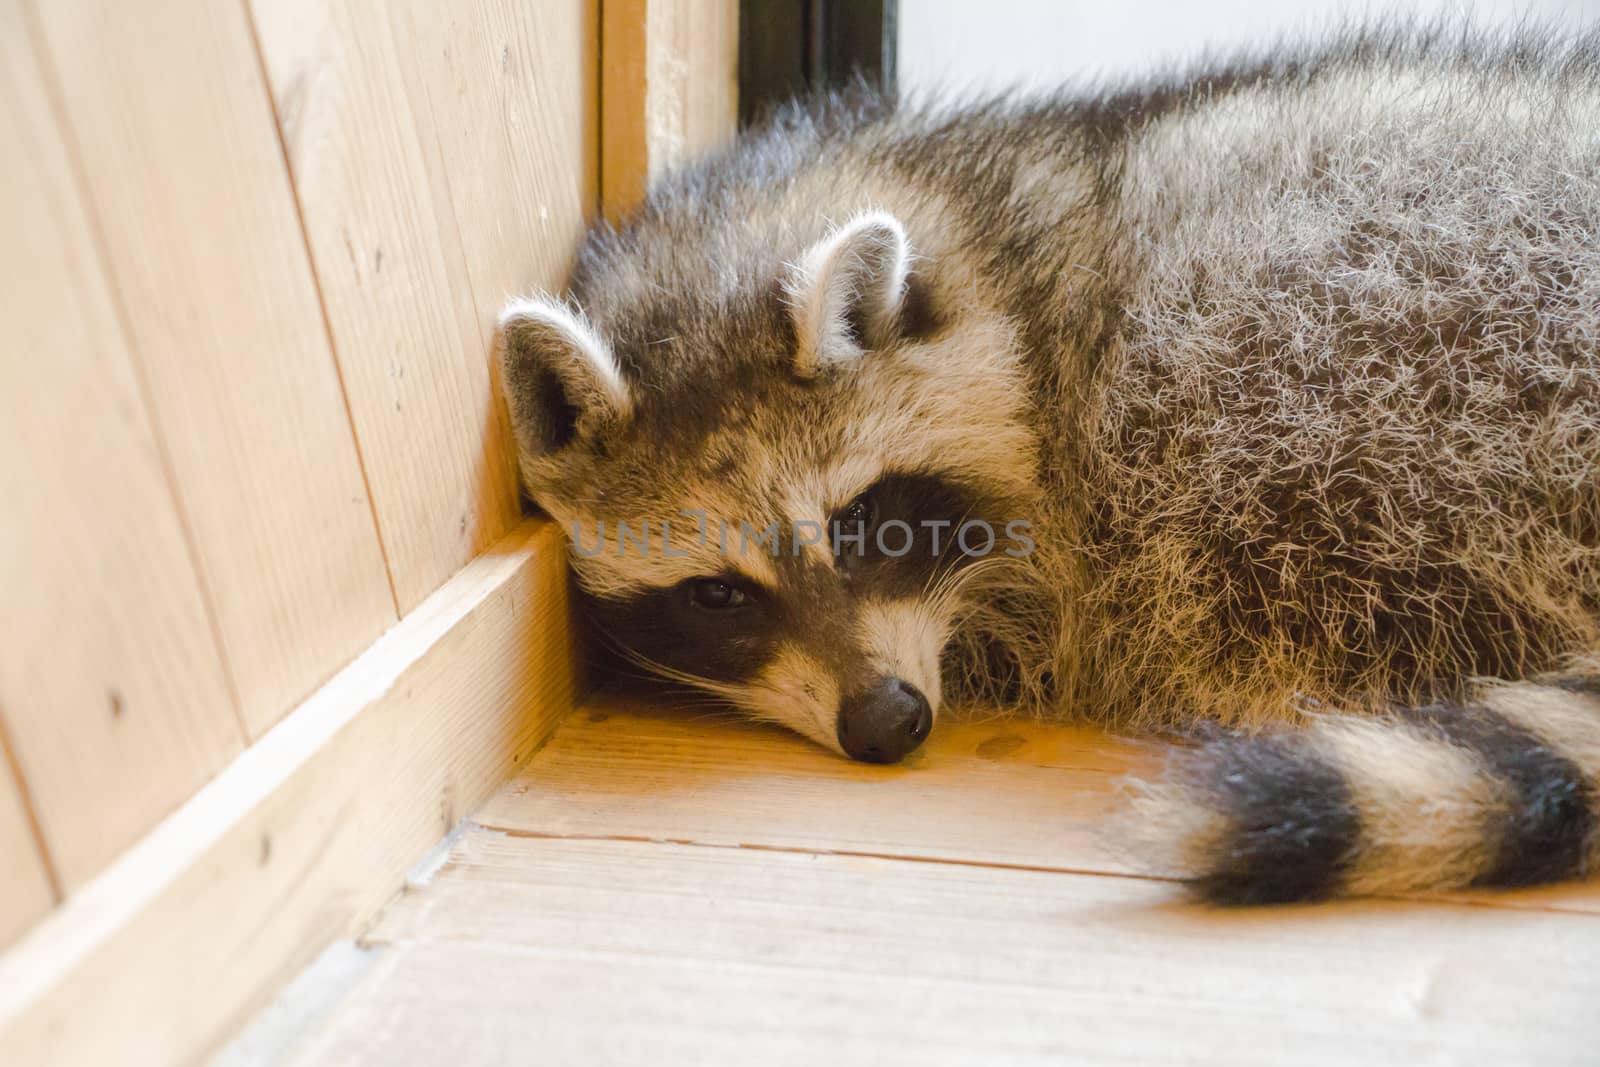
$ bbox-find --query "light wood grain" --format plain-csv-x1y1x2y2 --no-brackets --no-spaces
250,0,534,614
601,0,738,220
479,699,1600,917
0,751,51,953
30,0,397,741
0,520,577,1067
280,831,1600,1066
390,0,599,336
388,0,597,523
478,699,1157,875
1,0,244,896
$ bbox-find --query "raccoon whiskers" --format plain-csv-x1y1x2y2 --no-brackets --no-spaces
928,555,1017,621
601,627,838,742
606,637,754,705
506,25,1600,900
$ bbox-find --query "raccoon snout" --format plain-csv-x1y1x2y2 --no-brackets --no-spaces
836,678,933,764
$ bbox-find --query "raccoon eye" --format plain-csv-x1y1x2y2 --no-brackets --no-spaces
835,492,876,534
688,578,749,611
832,490,877,563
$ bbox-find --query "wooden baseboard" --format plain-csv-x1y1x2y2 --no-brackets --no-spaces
0,519,577,1067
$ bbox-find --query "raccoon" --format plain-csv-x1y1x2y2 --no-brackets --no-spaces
499,24,1600,904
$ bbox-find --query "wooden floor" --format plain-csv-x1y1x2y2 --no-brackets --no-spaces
250,697,1600,1065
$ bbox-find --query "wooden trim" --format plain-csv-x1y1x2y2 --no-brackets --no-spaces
0,520,578,1067
601,0,739,222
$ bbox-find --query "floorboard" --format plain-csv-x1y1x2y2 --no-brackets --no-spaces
252,696,1600,1065
476,699,1157,875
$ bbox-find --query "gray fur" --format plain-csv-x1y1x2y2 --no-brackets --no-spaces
502,23,1600,901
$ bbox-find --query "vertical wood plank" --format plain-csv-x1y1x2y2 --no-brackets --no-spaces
248,0,520,614
391,0,600,344
30,0,399,741
1,0,244,894
0,754,52,952
602,0,738,221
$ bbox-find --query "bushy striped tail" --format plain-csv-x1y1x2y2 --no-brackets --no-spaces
1128,667,1600,904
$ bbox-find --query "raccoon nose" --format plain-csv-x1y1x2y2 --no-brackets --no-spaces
836,678,932,764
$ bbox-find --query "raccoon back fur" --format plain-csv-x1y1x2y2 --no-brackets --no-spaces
499,24,1600,904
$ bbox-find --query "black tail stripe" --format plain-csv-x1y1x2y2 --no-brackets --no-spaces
1402,702,1593,887
1187,734,1361,905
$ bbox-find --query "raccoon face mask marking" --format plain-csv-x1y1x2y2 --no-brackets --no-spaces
573,468,994,758
499,208,1041,761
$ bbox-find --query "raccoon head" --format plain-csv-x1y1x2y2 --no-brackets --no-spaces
500,210,1039,762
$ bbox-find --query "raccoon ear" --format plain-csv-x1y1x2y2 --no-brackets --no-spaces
785,210,912,378
498,297,631,457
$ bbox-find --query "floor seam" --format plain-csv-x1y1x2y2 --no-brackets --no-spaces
466,821,1600,918
471,823,1182,884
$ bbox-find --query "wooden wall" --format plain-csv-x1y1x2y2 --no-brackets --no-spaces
0,0,597,949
